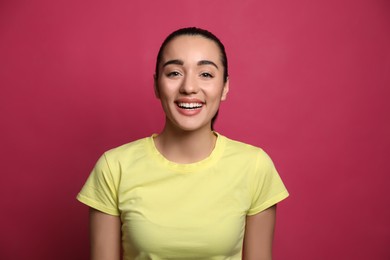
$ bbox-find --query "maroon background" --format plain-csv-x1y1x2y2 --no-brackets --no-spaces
1,0,389,259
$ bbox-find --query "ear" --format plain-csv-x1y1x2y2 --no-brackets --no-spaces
153,75,160,99
220,78,229,101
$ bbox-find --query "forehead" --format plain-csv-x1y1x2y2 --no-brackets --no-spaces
161,35,222,63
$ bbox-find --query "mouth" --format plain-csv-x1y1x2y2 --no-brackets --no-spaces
176,102,204,110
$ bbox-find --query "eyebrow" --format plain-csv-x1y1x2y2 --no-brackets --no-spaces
197,60,219,69
162,59,184,67
162,59,219,70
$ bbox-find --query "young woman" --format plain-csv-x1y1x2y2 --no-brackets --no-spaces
77,27,289,260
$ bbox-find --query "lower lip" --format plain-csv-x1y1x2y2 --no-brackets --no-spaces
176,104,203,116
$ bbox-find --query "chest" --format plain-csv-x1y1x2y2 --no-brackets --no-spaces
117,165,252,258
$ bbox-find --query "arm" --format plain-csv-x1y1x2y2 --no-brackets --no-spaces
243,205,277,260
89,208,121,260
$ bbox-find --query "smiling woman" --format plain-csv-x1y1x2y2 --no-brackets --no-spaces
77,27,289,260
154,34,228,134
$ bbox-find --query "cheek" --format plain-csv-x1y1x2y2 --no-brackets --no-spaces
157,80,179,96
210,84,227,99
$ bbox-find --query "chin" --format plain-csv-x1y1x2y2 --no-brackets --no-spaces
177,125,209,132
172,120,211,132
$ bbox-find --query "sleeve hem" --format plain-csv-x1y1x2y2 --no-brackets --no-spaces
76,193,120,216
247,190,289,216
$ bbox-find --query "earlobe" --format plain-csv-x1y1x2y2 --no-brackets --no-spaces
221,79,229,101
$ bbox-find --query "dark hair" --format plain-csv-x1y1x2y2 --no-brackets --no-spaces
154,27,228,130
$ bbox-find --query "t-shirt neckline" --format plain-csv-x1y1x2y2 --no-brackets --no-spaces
147,132,225,173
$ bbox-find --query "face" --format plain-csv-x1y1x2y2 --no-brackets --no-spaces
155,35,229,132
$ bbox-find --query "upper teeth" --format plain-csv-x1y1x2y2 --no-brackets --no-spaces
178,102,203,109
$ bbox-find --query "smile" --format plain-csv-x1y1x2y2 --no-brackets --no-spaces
177,102,203,109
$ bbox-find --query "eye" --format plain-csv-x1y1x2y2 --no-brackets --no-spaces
200,72,214,78
166,71,182,78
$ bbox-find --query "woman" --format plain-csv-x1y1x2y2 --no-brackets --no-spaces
77,27,289,260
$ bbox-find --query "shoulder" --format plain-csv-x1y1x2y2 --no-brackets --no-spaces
220,134,270,161
103,136,152,162
218,134,276,174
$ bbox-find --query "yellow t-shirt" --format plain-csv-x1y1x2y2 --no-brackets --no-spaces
77,133,289,259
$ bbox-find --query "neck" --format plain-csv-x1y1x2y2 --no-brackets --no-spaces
154,122,217,164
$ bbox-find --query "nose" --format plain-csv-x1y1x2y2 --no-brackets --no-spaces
179,74,198,94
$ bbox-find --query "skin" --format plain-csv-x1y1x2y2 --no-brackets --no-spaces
89,35,277,260
243,206,277,260
89,208,121,260
153,35,229,163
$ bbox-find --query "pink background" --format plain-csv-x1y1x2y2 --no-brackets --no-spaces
1,0,389,259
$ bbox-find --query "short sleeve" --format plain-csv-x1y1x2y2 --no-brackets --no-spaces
247,149,289,216
77,153,120,216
